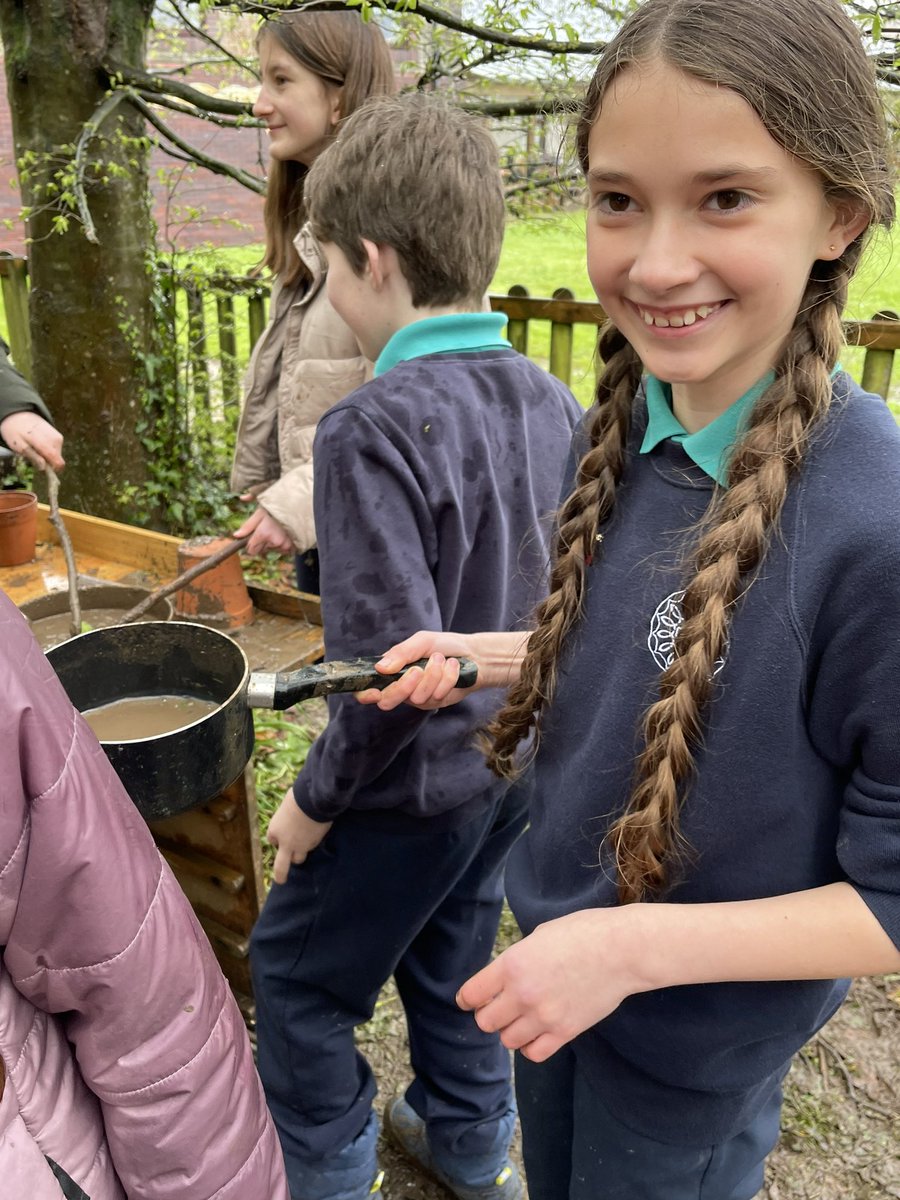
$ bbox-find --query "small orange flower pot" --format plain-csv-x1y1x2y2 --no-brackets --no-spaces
0,489,38,567
173,535,254,629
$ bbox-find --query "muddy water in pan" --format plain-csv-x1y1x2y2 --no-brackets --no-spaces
83,695,219,741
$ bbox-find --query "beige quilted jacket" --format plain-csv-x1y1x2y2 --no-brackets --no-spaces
231,224,368,553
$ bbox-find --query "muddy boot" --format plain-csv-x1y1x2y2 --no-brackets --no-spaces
384,1096,522,1200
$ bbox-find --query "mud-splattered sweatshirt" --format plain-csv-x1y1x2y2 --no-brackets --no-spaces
292,314,581,828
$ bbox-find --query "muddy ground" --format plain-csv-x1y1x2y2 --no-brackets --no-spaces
257,699,899,1200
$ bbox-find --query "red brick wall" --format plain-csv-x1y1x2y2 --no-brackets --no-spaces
0,59,267,255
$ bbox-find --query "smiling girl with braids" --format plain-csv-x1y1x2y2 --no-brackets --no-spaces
359,0,900,1195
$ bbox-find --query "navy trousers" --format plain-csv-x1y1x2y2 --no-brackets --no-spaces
251,790,528,1178
516,1047,782,1200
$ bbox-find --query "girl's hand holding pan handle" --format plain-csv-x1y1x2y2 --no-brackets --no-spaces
357,630,531,711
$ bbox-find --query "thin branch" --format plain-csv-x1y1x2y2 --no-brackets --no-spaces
73,89,131,243
139,90,262,130
151,58,245,75
127,91,266,192
504,166,583,199
105,60,252,116
460,96,580,118
202,0,606,56
163,0,260,80
451,44,517,76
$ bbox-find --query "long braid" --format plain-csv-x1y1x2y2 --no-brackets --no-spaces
484,324,642,777
485,0,893,897
610,268,848,903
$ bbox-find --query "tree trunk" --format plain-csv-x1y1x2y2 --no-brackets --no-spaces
0,0,155,520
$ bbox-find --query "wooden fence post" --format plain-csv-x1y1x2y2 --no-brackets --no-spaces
549,287,575,385
247,290,268,353
860,310,899,402
0,253,32,379
216,292,239,409
505,284,529,357
185,282,211,414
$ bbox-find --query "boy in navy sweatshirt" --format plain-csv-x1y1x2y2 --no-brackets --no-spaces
250,94,581,1200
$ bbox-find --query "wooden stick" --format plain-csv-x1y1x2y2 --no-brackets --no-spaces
120,535,249,624
45,466,81,638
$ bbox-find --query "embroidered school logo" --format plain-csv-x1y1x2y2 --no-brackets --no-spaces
648,589,727,675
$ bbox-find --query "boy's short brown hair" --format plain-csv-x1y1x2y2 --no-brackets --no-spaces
305,94,505,308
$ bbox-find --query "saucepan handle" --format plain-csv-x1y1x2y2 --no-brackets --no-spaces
247,655,478,711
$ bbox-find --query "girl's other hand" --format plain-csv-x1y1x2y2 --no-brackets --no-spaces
233,504,294,556
357,632,477,711
457,909,640,1063
0,412,65,471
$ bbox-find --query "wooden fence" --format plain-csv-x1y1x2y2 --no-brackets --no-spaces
1,255,898,406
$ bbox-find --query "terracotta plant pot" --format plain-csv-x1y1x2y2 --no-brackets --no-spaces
0,489,38,567
173,535,254,629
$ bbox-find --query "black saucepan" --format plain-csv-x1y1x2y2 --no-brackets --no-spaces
46,621,476,822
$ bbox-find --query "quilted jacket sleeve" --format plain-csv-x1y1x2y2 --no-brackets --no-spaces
0,342,54,433
0,594,288,1199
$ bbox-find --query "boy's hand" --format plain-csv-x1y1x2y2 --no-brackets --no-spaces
0,411,65,471
233,504,294,557
456,909,638,1063
267,786,333,884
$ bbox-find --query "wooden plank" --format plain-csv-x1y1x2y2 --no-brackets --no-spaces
843,319,900,351
147,775,260,896
490,296,900,355
235,991,256,1029
248,582,322,625
35,505,181,576
491,292,607,325
195,928,253,1001
0,540,149,604
157,845,246,895
161,861,259,929
197,913,250,959
148,800,243,860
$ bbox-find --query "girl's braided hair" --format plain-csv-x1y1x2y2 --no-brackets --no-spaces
485,0,895,903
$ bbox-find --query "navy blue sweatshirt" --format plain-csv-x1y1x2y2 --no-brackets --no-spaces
293,347,581,827
506,375,900,1144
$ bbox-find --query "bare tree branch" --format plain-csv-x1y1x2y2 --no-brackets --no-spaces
504,167,583,200
106,60,252,116
72,89,131,243
200,0,606,56
460,96,580,118
139,91,262,130
127,91,266,193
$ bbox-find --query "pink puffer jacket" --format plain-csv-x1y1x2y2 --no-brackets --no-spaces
0,590,288,1199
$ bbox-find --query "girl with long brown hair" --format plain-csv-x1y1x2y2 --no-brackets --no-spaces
231,11,394,591
361,0,900,1194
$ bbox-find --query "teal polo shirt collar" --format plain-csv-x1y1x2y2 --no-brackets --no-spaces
639,373,774,486
374,312,511,378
